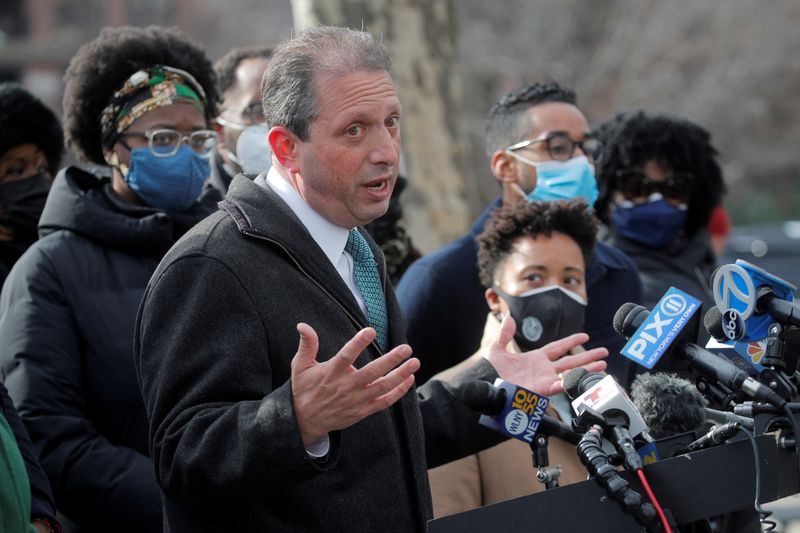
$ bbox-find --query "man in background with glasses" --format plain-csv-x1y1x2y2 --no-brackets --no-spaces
210,45,274,192
397,81,643,388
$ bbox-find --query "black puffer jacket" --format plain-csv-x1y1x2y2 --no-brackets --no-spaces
0,166,220,532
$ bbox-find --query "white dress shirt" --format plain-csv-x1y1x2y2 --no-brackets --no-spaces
256,168,371,458
261,168,368,317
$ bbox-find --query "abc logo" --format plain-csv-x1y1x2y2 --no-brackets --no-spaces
722,309,745,341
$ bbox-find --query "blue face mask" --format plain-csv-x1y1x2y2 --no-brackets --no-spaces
507,153,599,207
611,194,688,249
125,145,210,212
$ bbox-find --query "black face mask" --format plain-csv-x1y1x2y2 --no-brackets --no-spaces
494,285,587,351
0,173,51,251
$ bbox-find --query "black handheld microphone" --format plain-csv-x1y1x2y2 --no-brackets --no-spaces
686,422,742,452
703,407,754,429
462,380,580,444
703,306,727,342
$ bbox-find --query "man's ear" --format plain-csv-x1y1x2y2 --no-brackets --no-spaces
268,126,299,172
485,287,502,314
490,150,518,185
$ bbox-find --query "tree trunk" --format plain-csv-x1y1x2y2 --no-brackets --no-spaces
291,0,472,252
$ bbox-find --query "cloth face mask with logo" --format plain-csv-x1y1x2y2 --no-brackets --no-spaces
493,285,587,352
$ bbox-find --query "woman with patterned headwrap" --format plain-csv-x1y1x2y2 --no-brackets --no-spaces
0,26,221,532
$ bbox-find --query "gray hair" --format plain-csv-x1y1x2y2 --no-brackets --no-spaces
261,26,392,141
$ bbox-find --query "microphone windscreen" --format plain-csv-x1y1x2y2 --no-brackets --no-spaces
613,302,639,335
462,380,505,416
563,368,589,400
631,372,708,439
703,306,726,341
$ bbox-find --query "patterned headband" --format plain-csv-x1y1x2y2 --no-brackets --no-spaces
100,65,206,150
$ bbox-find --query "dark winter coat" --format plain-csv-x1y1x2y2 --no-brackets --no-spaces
0,166,220,532
608,228,718,345
134,175,503,533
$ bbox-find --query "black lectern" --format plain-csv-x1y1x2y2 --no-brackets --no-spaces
428,435,799,532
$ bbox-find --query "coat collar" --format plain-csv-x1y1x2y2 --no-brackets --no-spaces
220,174,404,353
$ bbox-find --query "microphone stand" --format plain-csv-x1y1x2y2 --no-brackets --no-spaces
574,407,663,531
757,322,799,402
529,434,562,490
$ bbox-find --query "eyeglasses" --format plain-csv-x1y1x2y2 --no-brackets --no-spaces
217,102,266,130
505,132,601,161
615,169,695,200
119,128,219,158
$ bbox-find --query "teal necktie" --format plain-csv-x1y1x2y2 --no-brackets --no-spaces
346,229,389,351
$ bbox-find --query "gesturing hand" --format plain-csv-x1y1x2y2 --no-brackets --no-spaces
486,316,608,396
291,323,420,447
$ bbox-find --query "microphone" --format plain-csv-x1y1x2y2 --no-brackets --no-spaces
703,407,754,429
686,422,742,452
733,401,800,417
703,332,767,378
564,369,647,439
629,372,707,463
630,373,706,440
564,368,647,471
614,286,702,370
703,306,727,342
710,260,799,342
614,292,788,409
462,379,580,445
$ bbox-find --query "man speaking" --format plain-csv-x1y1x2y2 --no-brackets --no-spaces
134,26,607,532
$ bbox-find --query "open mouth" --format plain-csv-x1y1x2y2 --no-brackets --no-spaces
364,179,389,192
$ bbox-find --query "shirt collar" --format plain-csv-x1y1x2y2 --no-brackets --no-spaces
263,167,350,267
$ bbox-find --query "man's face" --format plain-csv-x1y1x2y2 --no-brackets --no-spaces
217,57,268,158
293,69,401,228
499,102,592,203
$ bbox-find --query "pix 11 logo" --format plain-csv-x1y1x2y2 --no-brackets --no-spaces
621,287,701,369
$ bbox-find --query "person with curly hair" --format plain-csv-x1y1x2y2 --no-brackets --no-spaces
397,81,642,387
0,25,222,532
0,82,64,286
428,199,598,517
211,44,273,190
593,111,726,315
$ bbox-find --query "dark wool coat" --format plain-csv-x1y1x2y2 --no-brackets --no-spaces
134,175,503,532
0,166,221,532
